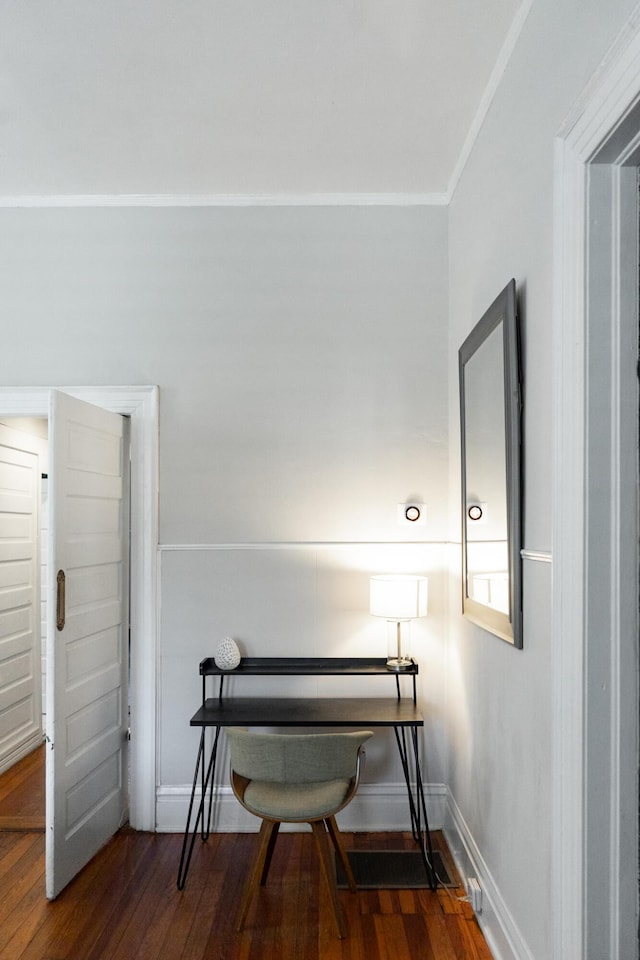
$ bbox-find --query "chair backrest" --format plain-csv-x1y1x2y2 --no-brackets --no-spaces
226,728,373,784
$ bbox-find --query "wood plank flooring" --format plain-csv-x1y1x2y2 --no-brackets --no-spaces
0,748,493,959
0,746,45,831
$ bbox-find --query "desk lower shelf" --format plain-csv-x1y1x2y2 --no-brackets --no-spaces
190,697,424,728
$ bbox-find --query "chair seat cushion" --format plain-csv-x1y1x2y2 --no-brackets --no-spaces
244,778,352,821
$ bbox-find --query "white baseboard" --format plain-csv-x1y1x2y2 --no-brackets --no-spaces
0,731,44,776
443,791,534,960
155,781,448,834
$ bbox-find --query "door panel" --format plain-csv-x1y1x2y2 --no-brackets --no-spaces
46,391,129,899
0,430,41,773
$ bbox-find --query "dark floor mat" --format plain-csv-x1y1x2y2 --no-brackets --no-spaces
336,849,455,889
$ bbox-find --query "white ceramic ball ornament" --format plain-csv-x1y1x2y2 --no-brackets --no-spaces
214,636,241,670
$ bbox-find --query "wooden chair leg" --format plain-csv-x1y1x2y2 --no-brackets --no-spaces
325,815,356,892
310,820,348,939
260,820,280,885
236,819,279,932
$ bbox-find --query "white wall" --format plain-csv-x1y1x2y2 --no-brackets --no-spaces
0,203,450,821
445,1,638,958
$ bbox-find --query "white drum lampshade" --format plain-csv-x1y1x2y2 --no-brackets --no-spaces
370,575,428,670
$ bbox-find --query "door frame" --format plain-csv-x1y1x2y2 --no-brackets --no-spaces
0,386,158,831
553,13,640,959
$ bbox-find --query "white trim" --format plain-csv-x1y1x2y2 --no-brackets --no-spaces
159,540,445,551
155,780,448,835
0,192,449,209
552,131,588,958
0,732,44,777
447,0,535,200
0,386,159,831
520,549,552,563
444,790,533,960
556,4,640,151
553,7,640,958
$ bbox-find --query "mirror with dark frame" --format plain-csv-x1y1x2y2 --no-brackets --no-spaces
458,279,522,647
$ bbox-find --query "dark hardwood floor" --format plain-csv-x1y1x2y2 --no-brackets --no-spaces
0,748,493,959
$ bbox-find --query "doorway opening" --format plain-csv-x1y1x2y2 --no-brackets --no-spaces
0,417,48,829
0,387,158,837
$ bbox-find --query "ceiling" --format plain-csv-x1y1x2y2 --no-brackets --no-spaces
0,0,524,201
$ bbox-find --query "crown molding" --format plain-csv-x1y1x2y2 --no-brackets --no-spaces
447,0,535,201
0,191,449,209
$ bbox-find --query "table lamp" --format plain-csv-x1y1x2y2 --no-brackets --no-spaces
370,574,428,670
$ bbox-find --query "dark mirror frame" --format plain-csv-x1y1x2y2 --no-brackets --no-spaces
458,279,523,648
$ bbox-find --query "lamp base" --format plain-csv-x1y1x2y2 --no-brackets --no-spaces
386,656,414,672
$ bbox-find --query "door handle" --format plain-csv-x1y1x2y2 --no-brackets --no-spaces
56,569,66,631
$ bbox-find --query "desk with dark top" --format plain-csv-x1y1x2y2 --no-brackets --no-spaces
176,657,435,890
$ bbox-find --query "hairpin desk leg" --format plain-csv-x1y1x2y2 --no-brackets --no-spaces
203,727,221,839
393,725,437,891
410,726,437,889
176,725,221,890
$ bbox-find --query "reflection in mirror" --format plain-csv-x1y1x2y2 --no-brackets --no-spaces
464,323,508,614
459,280,522,647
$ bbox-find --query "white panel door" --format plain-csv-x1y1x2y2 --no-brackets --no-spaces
46,391,129,899
0,428,41,773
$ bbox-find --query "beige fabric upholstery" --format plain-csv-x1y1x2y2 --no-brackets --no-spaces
226,728,373,783
226,727,373,939
243,776,352,820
